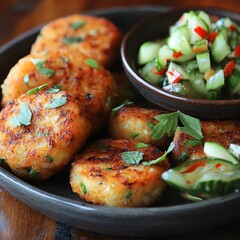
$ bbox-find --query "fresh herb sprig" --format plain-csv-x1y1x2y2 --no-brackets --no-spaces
151,111,203,141
31,58,55,77
111,99,134,117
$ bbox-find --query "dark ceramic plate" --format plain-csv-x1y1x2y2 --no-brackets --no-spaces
121,8,240,119
0,6,240,238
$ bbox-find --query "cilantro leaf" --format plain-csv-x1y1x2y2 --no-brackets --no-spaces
30,58,55,77
84,58,99,69
26,84,48,95
121,151,144,165
46,96,67,109
135,142,149,148
71,20,85,29
46,85,62,93
111,99,134,117
142,141,174,166
11,100,32,126
62,36,83,44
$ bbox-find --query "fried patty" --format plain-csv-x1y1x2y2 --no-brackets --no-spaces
172,119,240,164
31,14,122,68
0,90,91,180
70,139,169,207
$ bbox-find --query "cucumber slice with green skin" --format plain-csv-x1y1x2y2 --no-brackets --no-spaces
198,11,212,32
206,69,225,91
227,69,240,95
138,41,163,65
211,33,231,62
157,45,173,68
162,158,240,199
204,142,239,165
187,15,208,44
167,62,189,79
196,52,211,73
189,78,208,97
145,71,162,85
219,28,228,42
140,60,155,76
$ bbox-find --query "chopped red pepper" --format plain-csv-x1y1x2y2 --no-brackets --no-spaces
194,26,208,39
234,46,240,57
181,161,206,174
166,70,182,84
172,51,182,59
208,32,218,43
215,163,222,169
229,24,236,31
152,66,167,75
224,60,235,77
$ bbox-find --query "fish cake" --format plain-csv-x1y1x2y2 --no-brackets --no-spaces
1,48,116,133
172,119,240,164
31,14,122,68
70,139,169,207
108,106,170,148
0,90,91,180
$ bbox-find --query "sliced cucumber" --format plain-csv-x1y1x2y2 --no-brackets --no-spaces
196,52,211,73
167,62,189,79
198,11,212,32
138,41,162,65
219,28,228,42
157,45,173,69
187,15,208,44
190,78,208,97
204,142,239,165
206,69,225,91
227,69,240,95
229,144,240,160
211,33,231,62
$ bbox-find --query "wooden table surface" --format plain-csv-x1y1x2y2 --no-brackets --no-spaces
1,0,240,239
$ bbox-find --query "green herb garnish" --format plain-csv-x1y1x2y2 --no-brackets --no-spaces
11,100,32,126
125,190,132,199
46,155,54,163
184,139,202,147
46,96,67,109
0,158,4,164
24,74,30,85
62,36,83,44
151,111,203,141
177,152,189,161
71,20,85,29
121,151,144,165
131,132,139,139
84,58,99,69
27,169,39,176
111,99,134,117
135,142,149,148
142,141,174,166
26,84,48,95
80,182,88,194
31,58,55,77
104,167,112,171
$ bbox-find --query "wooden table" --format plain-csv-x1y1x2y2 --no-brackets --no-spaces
1,0,240,239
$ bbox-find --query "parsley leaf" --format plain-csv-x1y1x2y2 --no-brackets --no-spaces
151,111,203,141
46,85,62,93
80,182,88,194
84,58,99,69
46,155,54,163
31,58,55,77
26,84,48,95
135,142,149,148
46,96,67,109
11,100,32,126
62,36,83,44
121,151,144,165
111,99,134,117
142,141,175,166
71,20,85,29
131,132,139,138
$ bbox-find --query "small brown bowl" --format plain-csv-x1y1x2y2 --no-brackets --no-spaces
121,7,240,119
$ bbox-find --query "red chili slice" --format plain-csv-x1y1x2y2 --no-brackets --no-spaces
172,51,182,59
152,66,167,75
181,161,207,174
234,46,240,57
229,24,236,31
208,32,218,43
224,60,235,77
166,70,182,84
194,26,208,39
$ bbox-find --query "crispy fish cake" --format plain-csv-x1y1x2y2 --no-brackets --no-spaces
0,90,91,180
108,106,170,148
1,49,116,132
70,139,169,207
172,119,240,164
31,14,122,68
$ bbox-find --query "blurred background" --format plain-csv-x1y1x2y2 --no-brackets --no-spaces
1,0,240,46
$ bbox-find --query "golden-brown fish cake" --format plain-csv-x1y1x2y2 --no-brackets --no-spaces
172,119,240,164
1,48,116,133
0,90,91,180
31,14,122,68
108,106,170,148
70,139,169,207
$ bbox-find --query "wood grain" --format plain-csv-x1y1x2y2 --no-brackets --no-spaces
1,0,240,239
